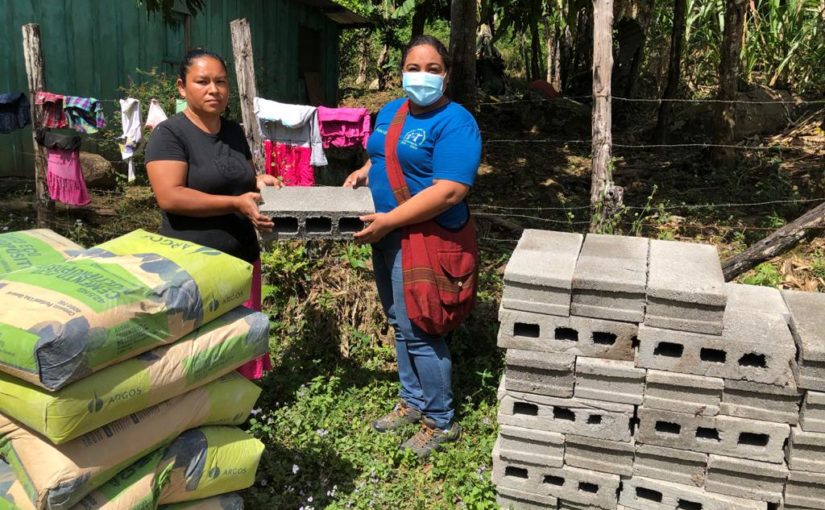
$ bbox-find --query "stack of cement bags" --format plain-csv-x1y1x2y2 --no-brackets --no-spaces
0,229,268,510
493,229,824,510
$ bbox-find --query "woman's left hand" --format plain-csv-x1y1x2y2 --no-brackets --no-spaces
353,213,395,244
256,173,282,190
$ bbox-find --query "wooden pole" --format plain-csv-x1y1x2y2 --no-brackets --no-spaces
22,23,51,228
722,202,825,281
448,0,478,108
230,18,264,174
590,0,621,232
655,0,687,143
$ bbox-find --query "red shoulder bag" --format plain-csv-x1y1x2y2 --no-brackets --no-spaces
383,100,479,336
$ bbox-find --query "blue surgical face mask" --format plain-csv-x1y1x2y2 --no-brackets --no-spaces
402,72,446,107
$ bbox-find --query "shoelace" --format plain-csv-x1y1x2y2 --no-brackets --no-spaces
410,423,438,448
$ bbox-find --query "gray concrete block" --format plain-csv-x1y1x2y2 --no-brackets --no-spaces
720,379,802,425
497,485,558,510
725,282,790,318
564,434,635,476
498,391,635,442
788,427,825,473
619,476,767,510
632,444,708,487
259,186,375,240
645,239,727,335
800,391,825,433
705,454,788,503
643,369,723,416
501,230,584,316
783,290,825,391
492,444,551,497
497,425,565,468
498,307,637,361
636,309,796,386
785,470,825,509
534,465,620,509
637,407,790,463
574,357,646,405
504,349,576,398
571,234,649,323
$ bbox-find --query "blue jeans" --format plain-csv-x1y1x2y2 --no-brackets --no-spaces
372,230,454,429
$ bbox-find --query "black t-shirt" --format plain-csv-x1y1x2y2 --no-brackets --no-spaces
145,113,260,263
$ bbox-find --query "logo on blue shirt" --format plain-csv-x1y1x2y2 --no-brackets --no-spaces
401,129,427,149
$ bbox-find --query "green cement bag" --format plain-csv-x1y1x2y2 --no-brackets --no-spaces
0,307,268,444
0,229,252,390
0,373,260,510
73,427,263,510
0,230,82,276
159,494,242,510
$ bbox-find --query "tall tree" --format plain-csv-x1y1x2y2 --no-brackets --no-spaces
714,0,747,167
655,0,687,143
448,0,478,107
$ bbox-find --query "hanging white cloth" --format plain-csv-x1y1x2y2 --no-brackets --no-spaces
119,98,142,182
253,97,327,167
144,99,168,131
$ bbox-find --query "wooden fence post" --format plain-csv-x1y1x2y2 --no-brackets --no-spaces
589,0,622,232
22,23,51,228
230,18,265,174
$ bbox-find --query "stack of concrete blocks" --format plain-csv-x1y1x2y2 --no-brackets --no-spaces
259,186,375,240
492,229,824,510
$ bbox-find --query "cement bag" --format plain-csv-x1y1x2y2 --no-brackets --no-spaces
159,493,242,510
4,481,35,510
74,427,263,510
0,373,260,510
0,229,252,390
0,230,82,276
0,307,268,444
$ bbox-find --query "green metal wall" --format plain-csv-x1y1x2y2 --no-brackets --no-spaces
0,0,341,177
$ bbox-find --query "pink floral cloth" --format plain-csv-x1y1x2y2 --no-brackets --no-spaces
317,106,371,149
46,148,90,206
264,139,314,186
237,258,272,380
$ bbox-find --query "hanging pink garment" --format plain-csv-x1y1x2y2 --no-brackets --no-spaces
264,139,314,186
46,148,90,206
317,106,371,149
237,258,273,380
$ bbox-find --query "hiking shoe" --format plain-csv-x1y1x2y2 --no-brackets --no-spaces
401,417,461,457
372,401,422,432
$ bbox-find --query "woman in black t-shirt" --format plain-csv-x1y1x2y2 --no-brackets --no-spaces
145,49,277,379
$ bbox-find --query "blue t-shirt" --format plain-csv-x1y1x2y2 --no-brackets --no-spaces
367,98,482,229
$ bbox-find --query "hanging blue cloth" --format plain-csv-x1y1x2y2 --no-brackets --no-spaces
0,93,31,134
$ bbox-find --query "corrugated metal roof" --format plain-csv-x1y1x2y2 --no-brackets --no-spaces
293,0,373,27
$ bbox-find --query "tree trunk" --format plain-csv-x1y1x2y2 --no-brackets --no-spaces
230,19,265,174
412,0,428,38
22,23,52,227
377,41,390,91
655,0,687,143
355,31,370,85
722,202,825,280
546,21,562,89
529,16,542,81
590,0,621,232
714,0,747,168
449,0,478,108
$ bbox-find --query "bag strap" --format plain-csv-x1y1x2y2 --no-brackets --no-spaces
384,100,413,205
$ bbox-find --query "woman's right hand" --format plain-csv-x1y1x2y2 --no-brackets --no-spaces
343,168,369,188
235,192,274,232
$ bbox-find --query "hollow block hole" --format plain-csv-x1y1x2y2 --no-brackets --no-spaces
555,327,579,342
738,432,769,447
677,499,703,510
654,342,684,358
593,332,617,345
513,402,538,416
544,475,565,486
739,353,767,368
579,482,599,494
273,217,299,234
587,414,602,425
306,217,332,234
338,217,364,233
553,407,576,422
505,466,529,479
700,348,727,363
655,421,681,435
636,487,663,502
696,427,721,441
514,322,540,338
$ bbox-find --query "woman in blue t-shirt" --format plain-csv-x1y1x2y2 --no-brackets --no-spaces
343,35,482,457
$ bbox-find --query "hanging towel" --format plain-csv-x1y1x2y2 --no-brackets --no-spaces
264,139,314,186
317,106,371,149
0,93,31,134
175,98,187,113
34,92,68,129
46,146,90,206
253,97,327,167
145,99,168,130
64,95,106,134
119,98,143,182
